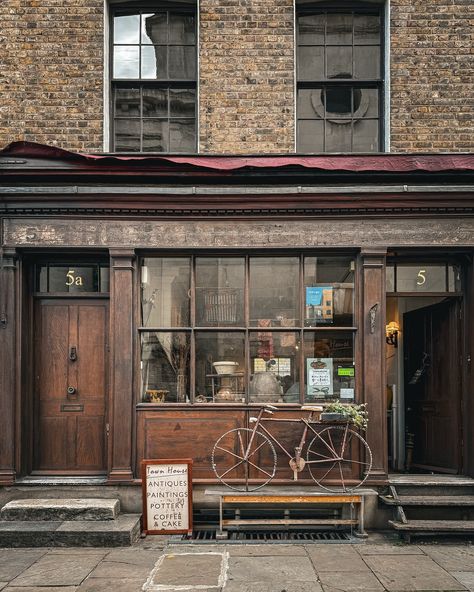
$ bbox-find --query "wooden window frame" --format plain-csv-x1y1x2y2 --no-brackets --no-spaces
138,252,358,405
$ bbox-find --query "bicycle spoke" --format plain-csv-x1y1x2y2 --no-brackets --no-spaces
318,460,337,483
307,448,337,461
247,438,268,460
214,445,243,462
313,431,338,457
246,458,274,478
337,461,345,491
340,457,371,466
237,430,246,457
217,459,244,479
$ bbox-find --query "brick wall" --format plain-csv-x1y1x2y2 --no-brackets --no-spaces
0,0,104,152
390,0,474,152
199,0,294,153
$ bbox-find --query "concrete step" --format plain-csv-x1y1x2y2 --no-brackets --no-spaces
389,519,474,533
381,495,474,507
0,498,120,521
0,514,141,547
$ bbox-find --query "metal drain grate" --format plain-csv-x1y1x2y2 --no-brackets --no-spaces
180,530,354,543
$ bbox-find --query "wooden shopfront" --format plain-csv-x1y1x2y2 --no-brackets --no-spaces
1,143,474,492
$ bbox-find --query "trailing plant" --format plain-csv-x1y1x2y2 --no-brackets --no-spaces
323,402,369,430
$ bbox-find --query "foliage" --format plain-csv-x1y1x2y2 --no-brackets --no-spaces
323,402,369,430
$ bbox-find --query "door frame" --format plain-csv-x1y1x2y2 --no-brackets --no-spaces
21,256,110,477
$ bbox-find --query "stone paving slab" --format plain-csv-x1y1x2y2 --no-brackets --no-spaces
8,553,104,588
225,544,308,556
0,551,46,581
356,544,424,555
224,583,323,592
145,552,225,589
87,560,152,581
0,584,8,591
363,554,467,591
423,545,474,571
3,588,77,592
319,570,385,592
102,549,162,566
226,555,318,585
78,578,145,592
451,572,474,592
307,545,369,572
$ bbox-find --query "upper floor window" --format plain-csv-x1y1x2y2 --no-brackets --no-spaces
111,5,197,152
296,5,383,153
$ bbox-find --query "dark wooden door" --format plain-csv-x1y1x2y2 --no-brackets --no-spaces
34,299,108,473
404,299,461,473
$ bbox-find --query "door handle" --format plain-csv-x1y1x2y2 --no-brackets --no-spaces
67,386,77,399
69,346,77,362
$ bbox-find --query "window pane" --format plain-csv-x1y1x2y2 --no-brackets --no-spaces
250,332,300,403
326,13,352,45
100,267,110,292
297,119,324,152
354,46,380,79
169,119,195,152
141,258,191,326
297,46,324,80
324,87,352,118
195,258,245,326
143,119,168,152
304,257,355,326
326,46,352,79
448,265,462,292
169,14,196,44
354,14,380,45
141,332,190,403
114,119,141,151
325,120,352,152
249,257,299,327
142,12,167,44
170,88,195,117
143,88,168,117
169,46,196,79
396,265,447,292
113,46,139,79
386,265,395,293
298,14,325,45
115,88,140,118
195,332,245,403
304,332,355,402
47,266,98,293
359,89,379,118
352,119,379,152
114,14,140,44
297,89,322,119
141,45,166,79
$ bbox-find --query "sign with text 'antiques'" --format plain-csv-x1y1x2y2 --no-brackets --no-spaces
141,459,193,535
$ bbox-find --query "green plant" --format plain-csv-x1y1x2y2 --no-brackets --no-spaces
323,402,369,430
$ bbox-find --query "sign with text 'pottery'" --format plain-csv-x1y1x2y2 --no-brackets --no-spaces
141,459,193,535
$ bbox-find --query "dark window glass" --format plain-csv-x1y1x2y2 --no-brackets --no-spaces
112,9,197,153
36,265,109,293
296,6,382,153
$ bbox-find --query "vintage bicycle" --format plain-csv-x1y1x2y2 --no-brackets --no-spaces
211,405,372,492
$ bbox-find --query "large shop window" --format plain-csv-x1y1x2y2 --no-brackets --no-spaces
140,255,356,405
111,4,197,152
296,5,383,153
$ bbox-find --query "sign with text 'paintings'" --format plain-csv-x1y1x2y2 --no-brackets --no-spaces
141,459,193,535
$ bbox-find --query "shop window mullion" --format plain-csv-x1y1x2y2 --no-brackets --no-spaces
244,255,250,404
190,256,196,403
299,254,305,404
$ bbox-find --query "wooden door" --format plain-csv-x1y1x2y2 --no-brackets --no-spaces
34,300,108,473
404,299,461,473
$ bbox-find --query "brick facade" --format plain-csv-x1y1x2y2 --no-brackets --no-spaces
1,0,473,153
199,0,295,153
0,0,103,152
390,0,474,152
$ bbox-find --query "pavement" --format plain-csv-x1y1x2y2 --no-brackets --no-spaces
0,532,473,592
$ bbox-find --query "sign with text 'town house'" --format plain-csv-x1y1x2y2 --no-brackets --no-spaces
141,459,193,535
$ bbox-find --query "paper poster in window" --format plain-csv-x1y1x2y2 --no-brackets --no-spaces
307,358,333,398
306,287,333,324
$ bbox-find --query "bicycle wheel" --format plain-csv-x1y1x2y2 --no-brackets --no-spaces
306,425,372,493
211,428,277,492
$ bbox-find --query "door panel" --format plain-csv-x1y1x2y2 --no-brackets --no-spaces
34,300,108,473
404,299,461,473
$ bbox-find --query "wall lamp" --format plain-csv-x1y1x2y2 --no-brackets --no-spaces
386,321,400,348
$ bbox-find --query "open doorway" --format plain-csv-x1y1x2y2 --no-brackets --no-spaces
386,296,462,474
